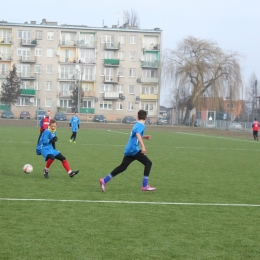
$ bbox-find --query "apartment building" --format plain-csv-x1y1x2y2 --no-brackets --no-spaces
0,18,162,121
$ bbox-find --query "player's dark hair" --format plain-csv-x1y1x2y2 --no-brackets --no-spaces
50,119,56,124
138,109,147,120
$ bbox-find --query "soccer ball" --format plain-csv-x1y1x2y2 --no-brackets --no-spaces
23,164,33,174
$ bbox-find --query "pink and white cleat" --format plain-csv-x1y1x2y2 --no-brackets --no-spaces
99,178,106,192
141,185,156,191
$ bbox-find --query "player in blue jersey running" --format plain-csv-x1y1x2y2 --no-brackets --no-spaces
36,119,79,179
99,109,156,192
69,111,80,143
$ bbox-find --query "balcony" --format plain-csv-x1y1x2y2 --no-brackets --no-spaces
140,94,158,100
0,70,9,78
78,40,96,49
141,61,159,68
20,56,36,63
104,59,120,67
18,74,36,80
21,39,37,46
103,92,119,100
0,54,12,61
0,37,13,44
103,77,118,84
137,77,159,84
80,108,95,114
83,91,95,97
104,41,120,50
142,44,160,51
20,89,36,96
59,40,77,47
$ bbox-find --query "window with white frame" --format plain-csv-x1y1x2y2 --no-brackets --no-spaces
83,66,95,81
99,101,112,110
128,102,134,111
36,30,43,40
101,68,114,81
79,33,95,47
20,81,31,89
142,103,154,112
101,51,114,59
82,83,93,91
0,63,8,75
143,36,158,49
46,82,52,91
61,49,75,62
129,52,136,61
100,84,113,93
60,83,71,96
129,69,135,77
35,48,42,56
83,100,93,108
47,48,54,57
34,65,41,74
144,53,157,61
79,49,95,63
117,85,123,93
47,31,54,40
0,30,11,42
118,51,125,60
18,31,30,44
116,102,123,110
128,85,135,94
59,99,72,108
101,35,115,47
16,97,30,106
45,98,52,107
33,98,40,107
142,85,155,94
118,68,124,77
16,64,30,77
142,69,157,78
118,35,125,44
130,35,137,44
60,65,75,79
46,65,53,74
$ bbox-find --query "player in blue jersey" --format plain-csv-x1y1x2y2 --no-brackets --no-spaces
69,111,80,143
36,119,79,179
99,109,156,192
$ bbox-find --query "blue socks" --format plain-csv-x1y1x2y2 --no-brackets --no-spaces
104,174,112,184
142,176,148,187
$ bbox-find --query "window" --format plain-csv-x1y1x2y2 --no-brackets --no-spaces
129,69,135,77
118,35,125,44
79,49,95,63
47,48,54,57
99,101,112,110
33,98,40,107
61,49,75,62
16,64,30,77
116,102,123,110
128,85,135,94
18,30,31,44
118,51,125,60
45,98,52,107
0,63,8,75
60,65,75,79
17,97,30,106
130,35,137,44
46,82,52,91
36,30,42,40
34,65,41,73
101,68,114,81
117,85,123,93
20,81,31,89
129,52,136,61
46,65,53,74
47,31,54,40
227,103,234,109
60,83,71,96
59,99,73,108
101,51,114,59
142,103,154,112
83,66,95,81
0,30,11,43
79,33,95,47
142,86,155,94
128,102,134,111
142,69,157,78
82,83,93,92
118,68,124,77
101,35,115,47
100,84,113,93
35,48,42,56
83,100,93,108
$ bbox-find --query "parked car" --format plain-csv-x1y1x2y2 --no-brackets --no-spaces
1,110,14,119
34,110,46,120
186,119,201,127
54,112,67,121
156,117,168,125
122,116,136,124
229,122,243,130
93,115,106,123
20,111,31,119
145,117,152,124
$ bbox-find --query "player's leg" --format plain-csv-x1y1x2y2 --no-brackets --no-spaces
44,154,55,178
134,151,156,191
55,153,79,177
99,156,135,192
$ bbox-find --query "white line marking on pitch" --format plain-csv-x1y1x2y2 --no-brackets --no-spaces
0,198,259,207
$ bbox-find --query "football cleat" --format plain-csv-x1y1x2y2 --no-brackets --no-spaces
69,170,79,178
43,169,49,179
141,185,156,191
99,178,106,192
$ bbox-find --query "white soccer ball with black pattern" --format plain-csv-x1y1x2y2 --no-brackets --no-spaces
23,164,33,174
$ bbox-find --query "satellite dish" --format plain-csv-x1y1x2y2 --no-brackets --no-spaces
136,96,140,101
56,51,60,56
94,97,98,102
140,56,144,61
29,98,34,103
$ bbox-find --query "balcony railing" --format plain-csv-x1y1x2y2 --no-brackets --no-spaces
104,59,120,66
103,76,118,84
0,37,13,44
78,40,96,48
138,77,159,84
59,40,77,46
103,92,119,100
20,89,36,96
20,56,36,63
17,73,36,80
0,54,11,60
104,41,120,50
0,70,9,78
142,44,160,51
141,61,159,68
83,91,95,97
21,39,37,46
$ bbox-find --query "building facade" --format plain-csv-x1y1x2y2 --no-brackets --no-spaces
0,19,162,121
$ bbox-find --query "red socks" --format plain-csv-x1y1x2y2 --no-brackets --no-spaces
62,160,71,172
46,159,54,168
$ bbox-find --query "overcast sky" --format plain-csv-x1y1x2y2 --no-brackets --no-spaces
2,0,260,106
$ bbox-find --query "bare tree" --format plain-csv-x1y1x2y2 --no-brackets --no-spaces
163,36,242,123
245,73,258,120
124,9,140,28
